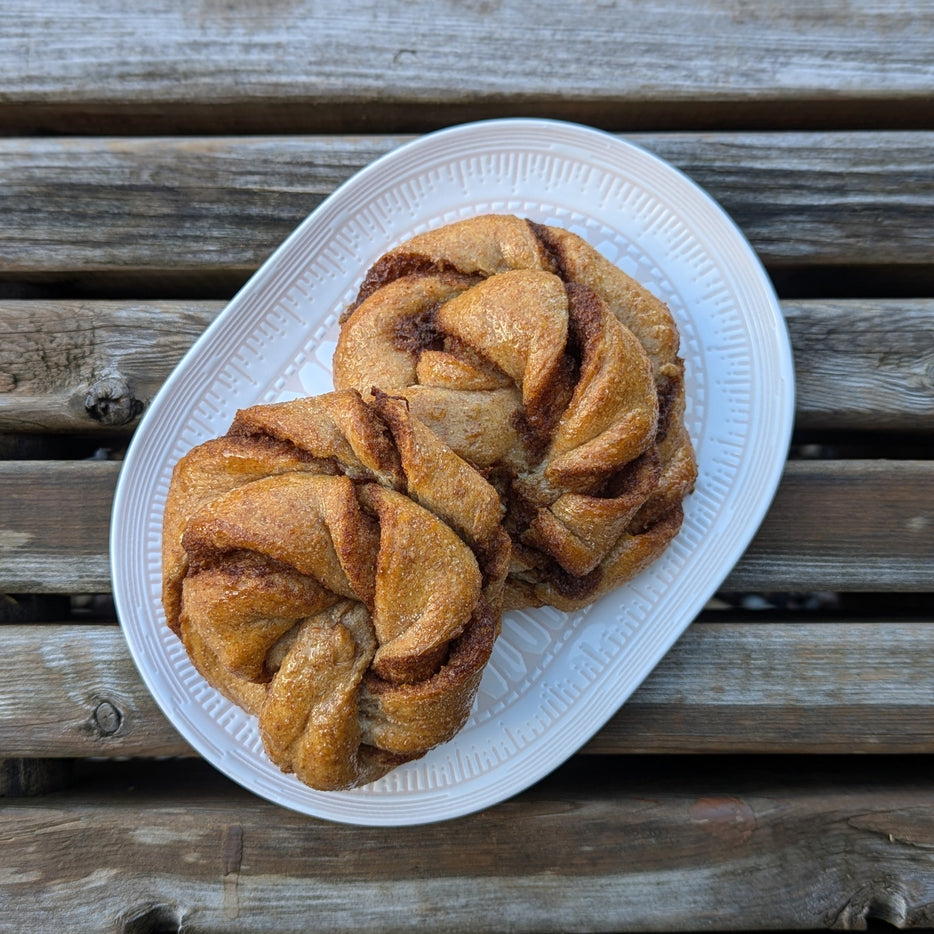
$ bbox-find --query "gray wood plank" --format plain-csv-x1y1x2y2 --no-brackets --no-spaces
2,0,933,132
591,618,934,754
725,460,934,592
3,620,932,759
0,133,932,286
784,299,934,431
0,461,118,593
1,459,933,593
0,300,222,432
3,759,934,932
3,298,933,433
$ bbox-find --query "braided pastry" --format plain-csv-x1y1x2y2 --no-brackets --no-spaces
162,389,510,790
333,214,697,610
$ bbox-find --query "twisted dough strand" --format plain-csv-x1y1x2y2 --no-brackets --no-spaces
334,214,697,609
162,389,509,790
162,214,698,791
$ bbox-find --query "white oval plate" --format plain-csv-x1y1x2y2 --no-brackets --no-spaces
111,119,794,826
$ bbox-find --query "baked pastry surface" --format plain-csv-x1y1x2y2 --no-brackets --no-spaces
162,389,510,790
334,214,697,609
162,215,697,791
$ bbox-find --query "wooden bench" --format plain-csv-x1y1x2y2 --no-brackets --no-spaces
2,2,933,931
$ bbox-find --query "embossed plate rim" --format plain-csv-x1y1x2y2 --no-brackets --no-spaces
111,118,794,826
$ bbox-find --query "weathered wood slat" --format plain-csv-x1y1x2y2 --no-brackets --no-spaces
728,459,934,591
1,459,932,593
0,133,932,288
0,5,929,932
0,461,116,593
3,298,933,433
784,299,934,431
0,622,187,759
4,758,934,932
2,620,932,760
2,0,933,133
0,300,222,432
594,618,934,754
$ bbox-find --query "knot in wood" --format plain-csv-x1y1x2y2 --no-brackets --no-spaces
831,879,910,930
84,370,143,426
92,699,123,736
119,903,181,934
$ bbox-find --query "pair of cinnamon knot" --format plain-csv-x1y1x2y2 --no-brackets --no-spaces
162,215,697,790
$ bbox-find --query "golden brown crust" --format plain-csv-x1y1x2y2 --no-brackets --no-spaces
163,215,698,792
334,214,697,609
162,389,509,790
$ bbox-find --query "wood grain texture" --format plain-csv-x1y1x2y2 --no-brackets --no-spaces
3,298,933,432
0,460,117,592
0,300,222,432
2,0,933,133
784,299,934,431
0,133,932,289
0,3,930,929
0,624,185,759
1,459,932,593
0,135,390,285
2,620,932,760
725,459,934,591
3,758,934,932
591,619,934,754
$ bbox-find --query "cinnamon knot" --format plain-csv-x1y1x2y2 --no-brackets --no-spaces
162,389,509,790
334,214,697,609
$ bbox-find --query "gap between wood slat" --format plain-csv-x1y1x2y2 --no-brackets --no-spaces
3,757,934,932
5,264,934,305
5,98,934,138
